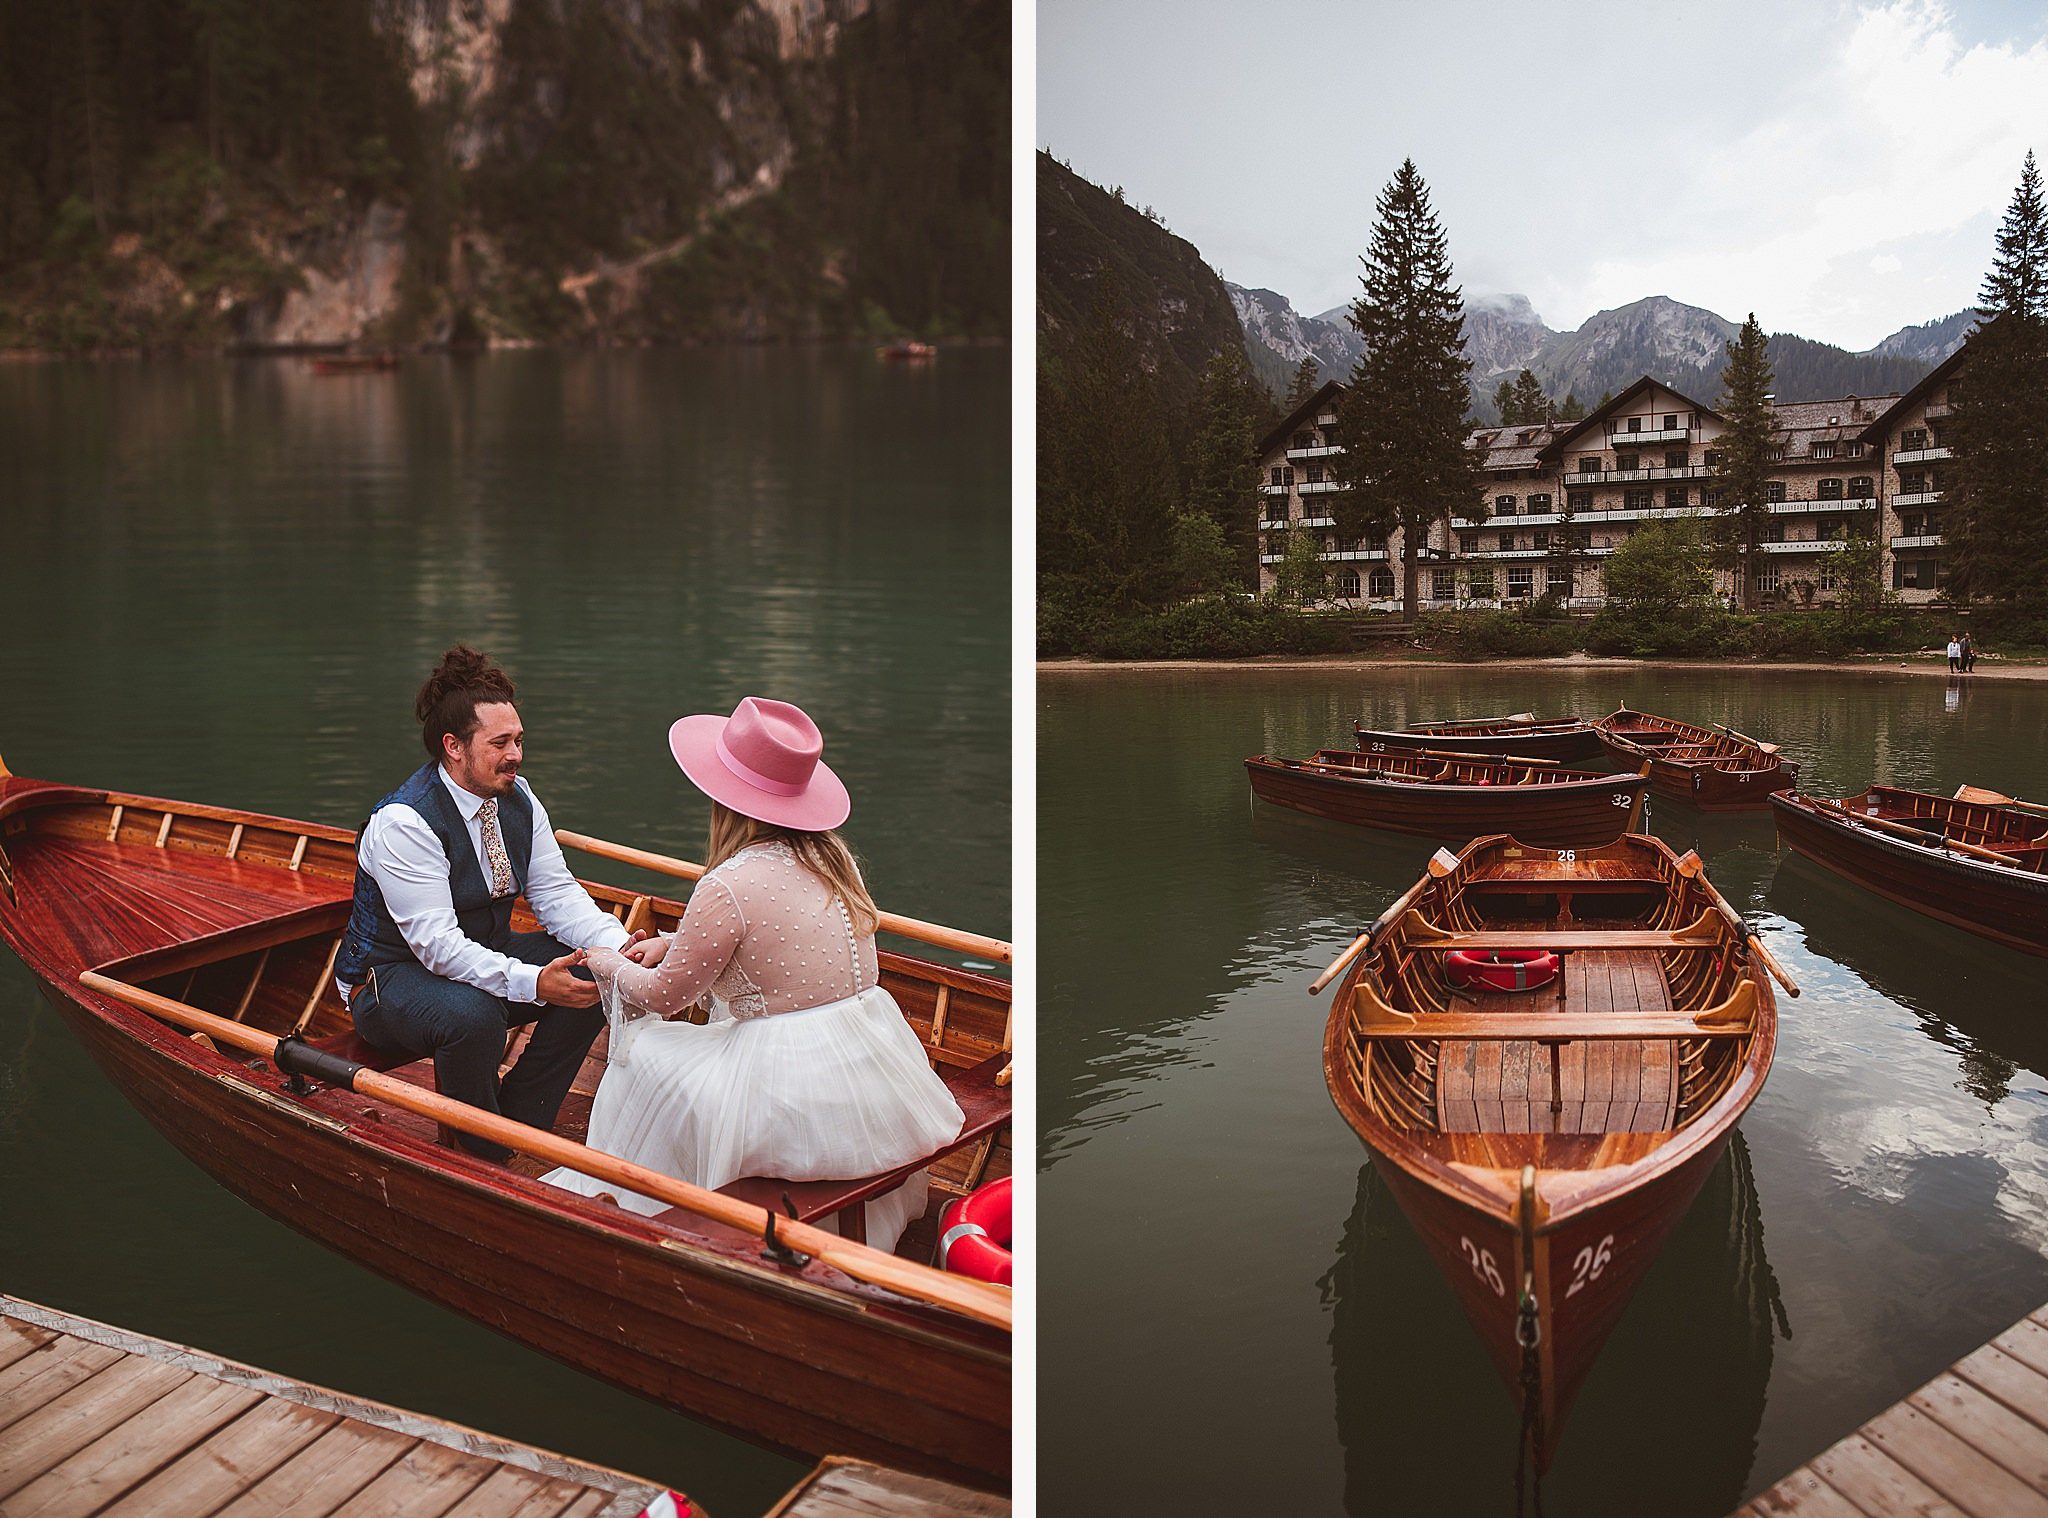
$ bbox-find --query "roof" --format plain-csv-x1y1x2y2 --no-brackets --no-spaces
1466,421,1568,471
1860,338,1973,443
1767,395,1899,462
1536,376,1723,462
1255,379,1346,461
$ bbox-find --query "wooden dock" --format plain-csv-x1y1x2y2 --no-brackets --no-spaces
0,1295,682,1517
1740,1303,2048,1516
766,1456,1009,1518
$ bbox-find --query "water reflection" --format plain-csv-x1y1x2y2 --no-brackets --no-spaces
1323,1135,1784,1515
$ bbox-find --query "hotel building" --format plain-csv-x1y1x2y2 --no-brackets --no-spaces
1257,349,1968,610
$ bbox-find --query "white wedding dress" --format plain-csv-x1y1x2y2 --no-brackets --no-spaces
540,840,965,1252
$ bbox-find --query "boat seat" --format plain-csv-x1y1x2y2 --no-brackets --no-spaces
711,1052,1013,1243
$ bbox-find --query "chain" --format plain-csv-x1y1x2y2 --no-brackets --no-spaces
1512,1270,1545,1518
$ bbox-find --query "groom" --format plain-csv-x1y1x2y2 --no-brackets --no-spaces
334,644,646,1162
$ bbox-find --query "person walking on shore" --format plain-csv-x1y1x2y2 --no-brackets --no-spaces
1948,633,1963,673
1961,632,1977,673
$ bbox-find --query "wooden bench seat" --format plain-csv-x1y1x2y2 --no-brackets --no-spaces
707,1053,1012,1244
1358,1011,1750,1041
1399,906,1722,952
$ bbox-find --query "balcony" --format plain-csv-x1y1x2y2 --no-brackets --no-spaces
1923,402,1952,420
1757,539,1838,554
1286,444,1344,461
1324,548,1390,562
1457,548,1550,560
1567,464,1714,485
1891,533,1944,550
1299,479,1346,495
1893,490,1944,508
1892,446,1951,465
1261,482,1291,496
1770,496,1878,513
1299,515,1336,528
1316,411,1339,426
1606,426,1691,445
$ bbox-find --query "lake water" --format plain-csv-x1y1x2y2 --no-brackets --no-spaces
0,347,1009,1516
1039,664,2048,1515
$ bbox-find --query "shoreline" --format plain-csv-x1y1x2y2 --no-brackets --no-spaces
1038,651,2048,680
0,334,1009,364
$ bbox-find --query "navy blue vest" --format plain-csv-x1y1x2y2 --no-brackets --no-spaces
336,764,535,987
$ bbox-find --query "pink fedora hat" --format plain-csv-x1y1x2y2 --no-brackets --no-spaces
667,697,850,832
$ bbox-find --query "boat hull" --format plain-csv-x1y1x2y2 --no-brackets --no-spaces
1353,724,1607,764
1595,714,1794,811
1246,759,1643,849
37,972,1010,1486
1771,793,2048,958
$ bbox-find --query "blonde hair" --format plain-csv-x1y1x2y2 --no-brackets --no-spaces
706,803,881,935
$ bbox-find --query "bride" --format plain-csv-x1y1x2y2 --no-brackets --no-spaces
541,697,965,1253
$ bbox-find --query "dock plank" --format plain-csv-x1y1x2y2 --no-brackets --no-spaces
1741,1469,1870,1516
0,1337,124,1434
1910,1375,2048,1496
1861,1398,2048,1516
437,1465,594,1518
1808,1434,1967,1517
210,1421,416,1517
97,1398,342,1516
325,1436,499,1516
0,1319,58,1375
1956,1345,2048,1434
4,1374,264,1518
0,1354,193,1499
768,1455,1011,1517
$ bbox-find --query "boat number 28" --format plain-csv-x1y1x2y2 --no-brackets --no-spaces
1459,1237,1505,1296
1566,1235,1615,1298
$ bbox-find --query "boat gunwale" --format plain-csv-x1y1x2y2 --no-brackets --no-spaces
1770,789,2048,890
1247,753,1650,795
1322,830,1777,1230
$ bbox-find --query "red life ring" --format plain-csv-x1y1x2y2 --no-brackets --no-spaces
938,1176,1012,1286
1445,948,1560,993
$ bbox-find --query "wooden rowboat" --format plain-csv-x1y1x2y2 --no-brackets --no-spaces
1770,785,2048,957
1245,749,1649,850
1593,706,1795,811
1318,832,1785,1469
0,760,1011,1487
1353,713,1607,764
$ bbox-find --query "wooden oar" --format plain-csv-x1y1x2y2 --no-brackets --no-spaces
1745,935,1800,999
555,830,1011,965
1309,855,1451,996
1810,797,2023,867
1678,852,1802,998
1714,722,1779,754
1954,784,2048,819
78,972,1011,1331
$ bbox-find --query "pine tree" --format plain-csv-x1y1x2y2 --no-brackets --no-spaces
1186,345,1266,585
1510,368,1548,425
1493,377,1517,424
1946,151,2048,612
1332,159,1480,621
1557,391,1586,422
1712,314,1777,609
1286,356,1320,408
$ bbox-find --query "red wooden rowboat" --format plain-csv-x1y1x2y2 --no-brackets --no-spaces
1593,707,1795,811
1319,832,1782,1469
1353,714,1607,764
1246,748,1648,850
1770,784,2048,957
0,759,1011,1487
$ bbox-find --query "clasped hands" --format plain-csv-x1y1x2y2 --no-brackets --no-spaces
535,929,669,1007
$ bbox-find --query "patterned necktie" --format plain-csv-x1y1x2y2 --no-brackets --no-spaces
478,797,515,898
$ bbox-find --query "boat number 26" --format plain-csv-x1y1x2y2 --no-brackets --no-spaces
1566,1235,1615,1298
1459,1237,1506,1296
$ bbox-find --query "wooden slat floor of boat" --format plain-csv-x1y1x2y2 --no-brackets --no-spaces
766,1455,1008,1518
1737,1303,2048,1517
5,834,349,969
0,1296,671,1518
1434,948,1678,1134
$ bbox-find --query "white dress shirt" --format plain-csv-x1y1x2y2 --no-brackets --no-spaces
341,767,629,1005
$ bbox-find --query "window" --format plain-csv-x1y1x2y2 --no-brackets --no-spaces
1765,481,1787,503
1663,414,1678,429
1294,431,1316,450
1263,503,1288,526
1529,493,1552,514
1819,560,1839,591
1768,447,1785,462
1432,567,1456,601
1469,567,1496,597
1335,569,1361,599
1665,450,1689,470
1305,464,1323,484
1548,563,1572,595
1848,476,1873,500
1818,478,1844,500
1496,495,1518,515
1705,449,1725,468
1820,519,1846,541
1507,566,1534,597
1902,428,1928,452
1626,417,1643,433
1893,558,1938,590
1617,452,1640,472
1461,535,1479,554
1533,530,1549,551
1901,513,1927,537
1567,490,1594,513
1269,467,1285,485
1498,532,1515,552
1757,564,1781,594
1813,442,1836,460
1578,458,1601,474
1702,488,1723,509
1847,441,1866,458
1369,567,1395,599
1623,489,1652,511
1666,487,1689,509
1765,520,1785,543
1283,467,1295,486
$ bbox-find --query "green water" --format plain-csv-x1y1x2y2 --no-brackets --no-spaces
0,348,1009,1516
1040,665,2048,1515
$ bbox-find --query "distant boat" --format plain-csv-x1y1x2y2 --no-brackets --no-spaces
876,341,938,362
1353,713,1607,764
310,353,400,374
1594,706,1795,810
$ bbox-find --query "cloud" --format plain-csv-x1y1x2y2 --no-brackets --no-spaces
1554,1,2048,345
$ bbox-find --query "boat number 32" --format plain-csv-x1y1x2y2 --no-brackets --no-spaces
1566,1235,1615,1298
1611,793,1632,806
1459,1237,1505,1296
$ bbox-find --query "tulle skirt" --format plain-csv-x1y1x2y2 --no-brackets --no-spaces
541,985,965,1253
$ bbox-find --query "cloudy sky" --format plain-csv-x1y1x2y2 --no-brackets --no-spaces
1039,0,2048,350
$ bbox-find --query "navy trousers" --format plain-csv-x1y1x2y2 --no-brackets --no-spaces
349,931,606,1162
